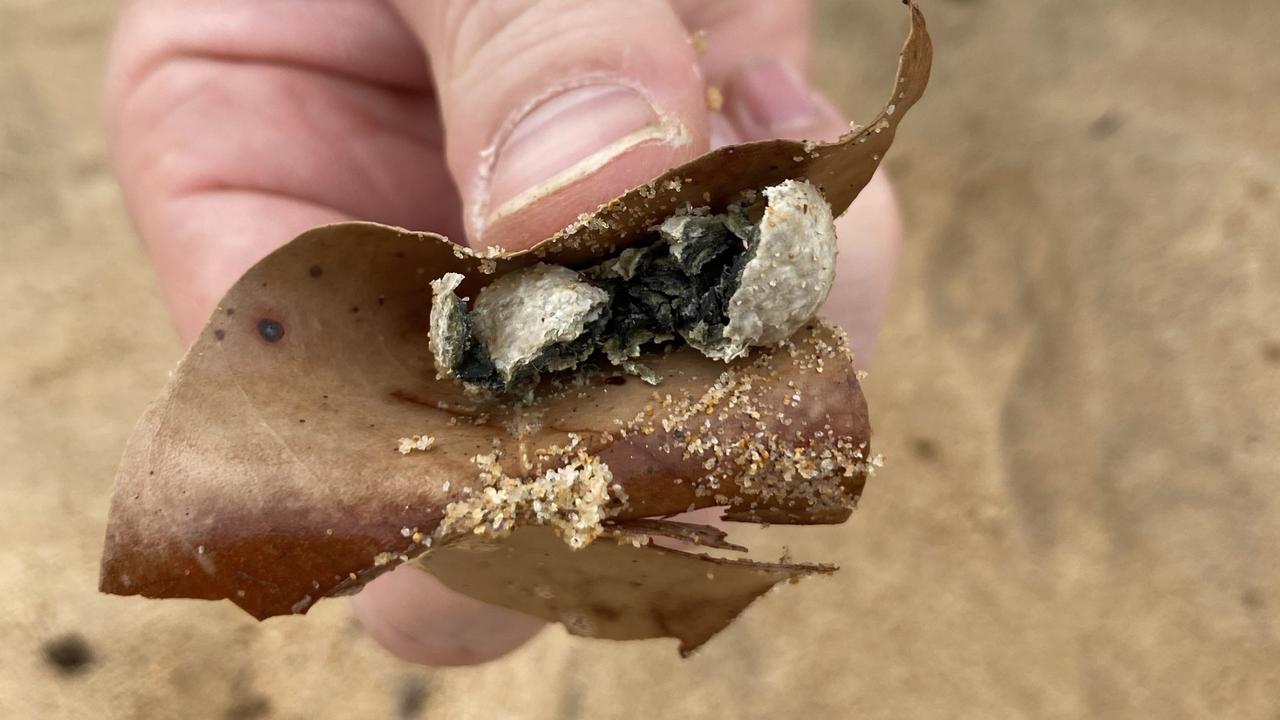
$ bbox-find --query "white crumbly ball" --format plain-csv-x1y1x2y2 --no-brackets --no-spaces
471,263,609,382
428,272,467,374
722,179,837,355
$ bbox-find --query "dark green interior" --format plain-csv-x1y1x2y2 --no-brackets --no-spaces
439,208,761,394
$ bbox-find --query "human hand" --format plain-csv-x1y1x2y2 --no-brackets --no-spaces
107,0,901,665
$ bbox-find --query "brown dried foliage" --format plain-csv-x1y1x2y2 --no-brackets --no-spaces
99,2,930,654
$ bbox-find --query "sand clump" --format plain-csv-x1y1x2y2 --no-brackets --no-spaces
438,445,624,550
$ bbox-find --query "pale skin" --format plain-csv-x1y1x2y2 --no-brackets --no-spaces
108,0,902,666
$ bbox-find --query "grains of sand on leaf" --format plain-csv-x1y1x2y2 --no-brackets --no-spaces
396,434,436,454
437,447,620,550
613,323,875,518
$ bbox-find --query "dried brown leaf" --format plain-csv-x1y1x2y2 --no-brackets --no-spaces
99,2,930,652
419,526,833,656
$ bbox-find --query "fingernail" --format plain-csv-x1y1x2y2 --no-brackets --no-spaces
727,59,845,140
479,85,671,241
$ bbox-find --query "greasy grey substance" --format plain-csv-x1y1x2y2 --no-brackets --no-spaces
428,273,500,386
429,180,837,393
428,273,468,374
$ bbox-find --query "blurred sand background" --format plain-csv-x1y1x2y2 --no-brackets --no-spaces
2,1,1278,718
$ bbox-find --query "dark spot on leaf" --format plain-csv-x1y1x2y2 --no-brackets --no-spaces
42,634,94,676
214,329,226,341
350,306,360,313
224,695,271,720
604,376,626,386
377,295,386,306
1241,588,1264,610
225,307,235,316
257,318,285,343
298,419,306,424
396,673,430,718
1089,112,1122,139
308,265,323,278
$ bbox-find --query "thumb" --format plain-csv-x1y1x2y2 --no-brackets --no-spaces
394,0,710,251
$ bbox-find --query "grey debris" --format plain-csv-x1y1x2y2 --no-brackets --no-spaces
723,179,837,352
428,273,469,377
471,264,609,383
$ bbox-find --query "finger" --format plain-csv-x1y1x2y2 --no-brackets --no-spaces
664,2,902,364
718,54,848,147
823,169,902,368
350,565,543,666
668,0,811,83
668,0,812,148
108,0,460,343
390,0,710,251
109,1,537,665
153,193,349,343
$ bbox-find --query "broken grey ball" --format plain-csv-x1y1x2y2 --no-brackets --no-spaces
471,264,609,383
721,179,839,354
428,179,838,394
